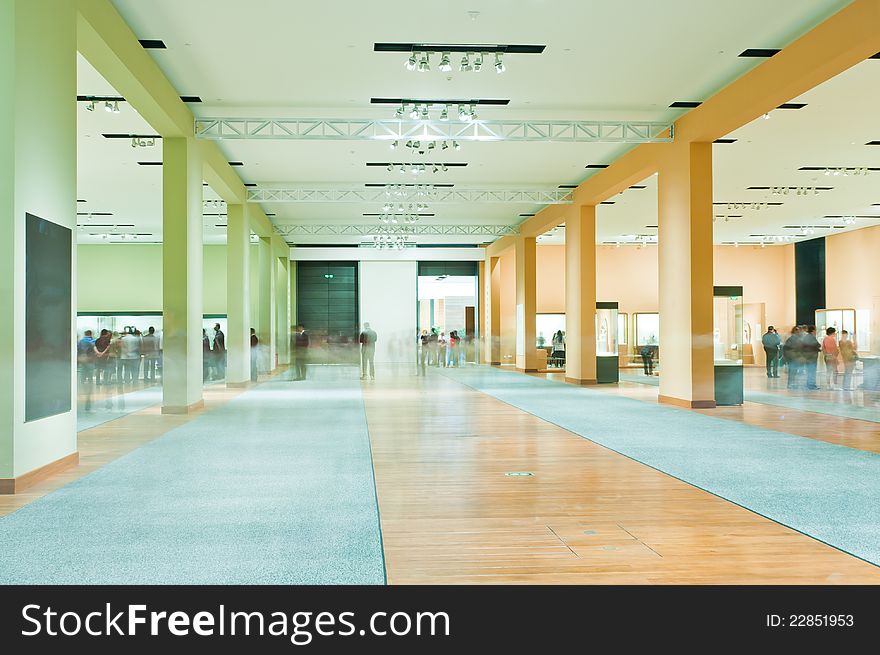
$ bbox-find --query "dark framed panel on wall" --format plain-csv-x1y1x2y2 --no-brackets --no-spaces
25,213,72,422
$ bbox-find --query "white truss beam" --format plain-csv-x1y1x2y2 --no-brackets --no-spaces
245,187,573,204
275,224,519,237
194,118,673,143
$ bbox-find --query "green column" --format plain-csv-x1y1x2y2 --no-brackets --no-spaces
0,0,77,485
258,237,276,370
162,137,203,413
225,203,250,385
276,255,290,365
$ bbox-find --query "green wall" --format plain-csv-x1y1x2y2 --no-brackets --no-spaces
77,243,261,316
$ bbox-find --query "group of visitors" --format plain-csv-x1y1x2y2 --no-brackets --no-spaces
201,323,226,381
417,328,468,375
77,326,161,387
763,325,859,390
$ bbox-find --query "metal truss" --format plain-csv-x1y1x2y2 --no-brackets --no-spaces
245,187,573,204
276,223,519,237
194,117,673,143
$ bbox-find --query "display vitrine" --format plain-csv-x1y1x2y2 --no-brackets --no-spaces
596,302,619,383
713,287,743,405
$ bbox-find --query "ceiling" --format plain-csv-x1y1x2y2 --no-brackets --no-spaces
76,0,879,247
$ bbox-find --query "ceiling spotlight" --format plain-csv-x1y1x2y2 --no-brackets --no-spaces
85,101,96,112
453,140,461,150
395,105,405,119
406,52,418,71
762,112,770,120
469,104,477,120
386,163,393,172
105,100,120,113
390,140,398,150
441,164,448,172
459,53,471,72
441,141,449,150
495,52,505,73
409,105,420,120
383,202,392,212
417,53,430,72
432,165,439,173
804,227,816,235
439,106,448,121
458,105,470,121
420,105,429,120
399,164,405,174
473,53,483,72
438,52,452,72
410,163,418,174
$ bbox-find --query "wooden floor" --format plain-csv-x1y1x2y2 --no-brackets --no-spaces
363,370,880,584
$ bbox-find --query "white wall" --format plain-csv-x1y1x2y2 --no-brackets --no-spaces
359,261,417,364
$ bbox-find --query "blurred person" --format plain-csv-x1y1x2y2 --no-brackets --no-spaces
141,326,160,382
783,326,803,389
119,328,141,384
446,330,458,367
418,330,429,376
359,322,378,380
438,332,448,367
761,325,781,378
639,343,654,376
428,327,439,366
551,330,565,368
821,327,840,389
839,330,859,391
250,327,259,382
802,325,821,390
213,323,226,380
94,329,111,385
202,328,212,380
77,330,97,411
292,324,309,380
109,330,122,385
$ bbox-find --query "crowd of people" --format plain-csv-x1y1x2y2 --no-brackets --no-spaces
762,325,860,391
77,326,162,388
417,328,470,375
202,323,227,381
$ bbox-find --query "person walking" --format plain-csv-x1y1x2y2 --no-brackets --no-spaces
94,329,111,385
141,326,160,383
802,325,821,390
292,324,309,380
437,332,448,367
839,330,859,391
447,330,458,367
821,327,840,389
359,322,378,380
783,326,802,389
761,326,781,378
428,328,439,366
418,330,429,376
202,328,212,381
250,327,259,382
639,343,654,376
77,330,97,411
213,323,226,380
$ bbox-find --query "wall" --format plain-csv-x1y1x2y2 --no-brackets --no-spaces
825,224,880,353
359,260,417,364
77,244,253,316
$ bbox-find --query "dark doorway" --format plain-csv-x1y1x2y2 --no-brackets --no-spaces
296,261,359,364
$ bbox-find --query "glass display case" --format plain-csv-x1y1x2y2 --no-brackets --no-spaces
713,286,743,405
596,302,619,383
634,312,659,346
815,308,856,346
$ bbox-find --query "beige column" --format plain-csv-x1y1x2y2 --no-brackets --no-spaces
258,237,276,371
486,255,502,364
565,206,598,384
225,203,250,386
0,0,77,488
515,236,538,371
161,137,203,413
289,258,297,332
657,142,715,408
276,255,290,366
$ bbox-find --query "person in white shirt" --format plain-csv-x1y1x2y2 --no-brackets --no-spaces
119,328,142,384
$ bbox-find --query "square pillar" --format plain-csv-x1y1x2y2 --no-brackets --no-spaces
225,203,250,386
276,254,290,366
0,0,78,490
258,237,276,371
565,206,597,385
162,137,203,413
658,142,715,408
515,236,538,372
485,255,502,365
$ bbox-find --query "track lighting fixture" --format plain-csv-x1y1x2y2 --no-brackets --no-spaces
495,52,505,73
762,112,770,120
473,53,483,72
439,106,448,121
417,52,430,72
395,105,404,119
387,163,393,172
438,52,452,72
453,141,460,150
405,52,417,71
459,53,471,72
105,100,120,113
86,101,96,112
390,140,398,150
409,105,420,120
441,141,449,150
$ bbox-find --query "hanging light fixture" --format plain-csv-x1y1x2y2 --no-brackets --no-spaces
438,52,452,72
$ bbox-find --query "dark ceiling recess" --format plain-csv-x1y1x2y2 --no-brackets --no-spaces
76,212,112,216
366,162,468,167
865,140,880,145
519,213,536,217
228,161,244,166
371,97,510,105
670,101,702,108
374,43,545,54
362,213,436,217
739,48,780,57
179,96,202,103
364,183,454,187
799,166,880,171
138,39,166,49
78,94,201,103
102,133,161,140
714,138,737,144
137,161,162,166
629,185,647,189
713,201,783,206
558,184,577,189
244,183,257,187
778,103,807,109
600,201,615,205
585,164,609,169
747,186,834,191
